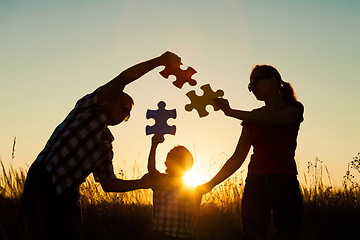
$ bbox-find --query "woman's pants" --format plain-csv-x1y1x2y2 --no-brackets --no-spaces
241,175,303,240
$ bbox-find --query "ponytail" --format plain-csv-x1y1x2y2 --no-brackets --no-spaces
280,81,297,102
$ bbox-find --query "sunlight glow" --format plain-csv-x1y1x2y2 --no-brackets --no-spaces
183,170,201,188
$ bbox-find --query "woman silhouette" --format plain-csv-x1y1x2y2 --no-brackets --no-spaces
204,65,304,239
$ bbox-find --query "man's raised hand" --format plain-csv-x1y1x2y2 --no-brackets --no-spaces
159,51,182,67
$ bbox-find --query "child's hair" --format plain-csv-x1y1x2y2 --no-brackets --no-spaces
166,146,194,173
251,65,297,102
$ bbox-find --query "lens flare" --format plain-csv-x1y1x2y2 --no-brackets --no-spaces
183,170,201,188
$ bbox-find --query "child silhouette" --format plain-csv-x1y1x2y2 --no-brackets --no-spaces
145,134,202,240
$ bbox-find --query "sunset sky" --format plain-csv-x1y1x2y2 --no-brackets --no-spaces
1,0,359,188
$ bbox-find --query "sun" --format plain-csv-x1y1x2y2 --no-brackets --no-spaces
183,170,201,188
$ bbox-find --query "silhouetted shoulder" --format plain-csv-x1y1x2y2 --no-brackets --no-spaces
74,87,103,110
150,172,167,190
286,101,304,122
287,101,303,111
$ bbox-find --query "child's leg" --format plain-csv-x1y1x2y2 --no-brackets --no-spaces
151,230,192,240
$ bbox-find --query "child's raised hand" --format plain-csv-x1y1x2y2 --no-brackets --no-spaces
152,134,164,145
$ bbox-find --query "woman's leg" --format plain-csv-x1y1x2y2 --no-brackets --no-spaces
241,176,271,240
271,175,303,240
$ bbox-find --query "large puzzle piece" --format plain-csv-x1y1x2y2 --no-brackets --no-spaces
146,101,177,142
185,84,224,118
159,63,197,89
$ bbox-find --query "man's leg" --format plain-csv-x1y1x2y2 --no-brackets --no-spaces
53,185,83,240
17,163,57,240
17,163,82,240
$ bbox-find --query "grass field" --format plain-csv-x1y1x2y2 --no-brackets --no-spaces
1,154,360,240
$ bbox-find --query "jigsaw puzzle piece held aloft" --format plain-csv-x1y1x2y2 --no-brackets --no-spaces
185,84,224,118
159,62,197,89
146,101,177,143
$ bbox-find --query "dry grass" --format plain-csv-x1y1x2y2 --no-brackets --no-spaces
1,154,360,239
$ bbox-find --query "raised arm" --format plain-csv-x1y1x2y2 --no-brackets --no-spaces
148,134,163,174
98,51,181,104
201,127,252,193
214,98,303,126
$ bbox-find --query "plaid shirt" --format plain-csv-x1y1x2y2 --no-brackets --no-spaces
35,87,116,194
152,174,202,239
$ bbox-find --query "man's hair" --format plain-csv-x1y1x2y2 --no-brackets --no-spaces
119,92,134,106
166,146,194,173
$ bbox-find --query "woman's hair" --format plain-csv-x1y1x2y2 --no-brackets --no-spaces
251,65,297,102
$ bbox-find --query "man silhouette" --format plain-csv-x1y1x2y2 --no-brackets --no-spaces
17,51,181,240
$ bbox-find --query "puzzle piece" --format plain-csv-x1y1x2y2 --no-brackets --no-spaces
159,63,197,89
185,84,224,118
146,101,177,142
